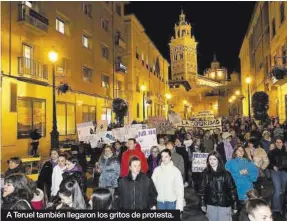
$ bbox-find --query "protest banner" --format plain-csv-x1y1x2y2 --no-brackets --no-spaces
136,128,158,158
192,153,209,172
192,110,214,119
179,117,222,132
76,122,95,142
102,132,117,144
111,127,126,142
148,117,175,135
89,134,101,148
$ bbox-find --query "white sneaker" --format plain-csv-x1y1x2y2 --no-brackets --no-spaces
184,182,189,188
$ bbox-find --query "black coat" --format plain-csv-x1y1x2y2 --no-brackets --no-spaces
116,146,127,163
199,169,238,209
115,172,157,210
268,147,287,172
37,160,54,198
1,194,32,210
4,166,25,178
147,155,160,177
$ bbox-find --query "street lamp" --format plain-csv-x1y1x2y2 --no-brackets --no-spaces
235,90,240,95
49,50,59,150
245,77,252,120
231,95,236,100
141,85,146,121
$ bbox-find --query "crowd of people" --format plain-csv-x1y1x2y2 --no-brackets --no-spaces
1,115,287,221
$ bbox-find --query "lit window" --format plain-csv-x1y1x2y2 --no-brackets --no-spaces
101,75,110,88
210,72,215,78
217,71,223,77
82,105,96,123
56,18,65,34
57,102,76,135
82,66,93,82
82,35,89,48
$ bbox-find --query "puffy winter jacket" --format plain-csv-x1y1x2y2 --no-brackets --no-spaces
98,155,120,188
120,144,148,177
268,146,287,172
152,161,184,211
115,172,157,210
199,169,238,209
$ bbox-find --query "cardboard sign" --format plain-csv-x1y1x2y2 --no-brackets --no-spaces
90,134,101,149
102,132,117,144
112,127,126,142
76,122,95,142
192,153,209,172
136,128,158,158
179,118,222,132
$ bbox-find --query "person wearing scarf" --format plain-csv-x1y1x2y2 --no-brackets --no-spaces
217,132,234,164
147,146,160,177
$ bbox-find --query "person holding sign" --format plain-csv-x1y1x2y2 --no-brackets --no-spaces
152,149,184,212
199,151,238,221
120,138,148,177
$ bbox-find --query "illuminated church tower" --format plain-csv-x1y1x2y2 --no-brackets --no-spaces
169,10,198,84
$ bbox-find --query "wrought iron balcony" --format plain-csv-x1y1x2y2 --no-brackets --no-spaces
18,57,48,81
18,4,49,33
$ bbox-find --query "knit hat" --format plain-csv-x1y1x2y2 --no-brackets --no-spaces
262,130,270,137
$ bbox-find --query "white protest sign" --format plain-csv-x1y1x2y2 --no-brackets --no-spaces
90,134,101,149
136,128,158,158
102,132,117,144
192,153,209,172
180,118,222,131
112,127,126,142
76,122,95,142
96,120,108,134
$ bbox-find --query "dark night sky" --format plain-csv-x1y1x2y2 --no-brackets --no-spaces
126,1,256,75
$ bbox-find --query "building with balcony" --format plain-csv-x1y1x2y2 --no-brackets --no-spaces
1,1,127,169
239,2,287,121
124,14,170,122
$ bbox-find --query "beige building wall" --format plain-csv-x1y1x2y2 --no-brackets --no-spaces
124,14,170,122
1,1,127,170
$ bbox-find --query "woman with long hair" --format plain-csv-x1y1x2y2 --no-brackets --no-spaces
147,146,160,177
199,151,238,221
90,188,113,210
29,179,44,210
4,157,25,178
61,155,86,194
226,145,258,207
51,154,67,198
97,145,120,193
56,179,87,209
1,174,33,210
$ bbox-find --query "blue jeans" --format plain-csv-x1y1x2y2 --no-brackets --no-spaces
157,201,176,210
271,170,287,213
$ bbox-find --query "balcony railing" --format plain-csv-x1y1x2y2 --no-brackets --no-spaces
18,4,49,32
115,36,126,50
18,57,48,81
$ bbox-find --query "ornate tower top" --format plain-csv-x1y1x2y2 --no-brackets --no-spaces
174,9,192,39
211,53,220,69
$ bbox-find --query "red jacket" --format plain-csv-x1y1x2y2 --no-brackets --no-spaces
120,144,148,177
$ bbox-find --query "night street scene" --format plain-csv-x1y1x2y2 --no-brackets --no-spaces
1,1,287,221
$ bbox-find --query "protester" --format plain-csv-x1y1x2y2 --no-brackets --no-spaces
37,148,59,199
165,141,185,178
51,154,67,198
113,141,127,163
260,131,273,153
175,138,189,187
202,130,215,153
116,156,157,209
61,155,86,194
226,145,258,204
199,151,238,221
243,198,273,221
267,137,287,215
250,124,262,141
56,179,87,209
4,157,25,178
158,137,166,152
152,149,184,211
243,133,251,147
120,138,148,177
217,132,234,164
30,129,42,157
212,128,222,146
147,146,160,177
2,174,33,210
30,180,44,210
190,137,204,191
97,145,120,192
229,129,239,148
90,188,113,210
